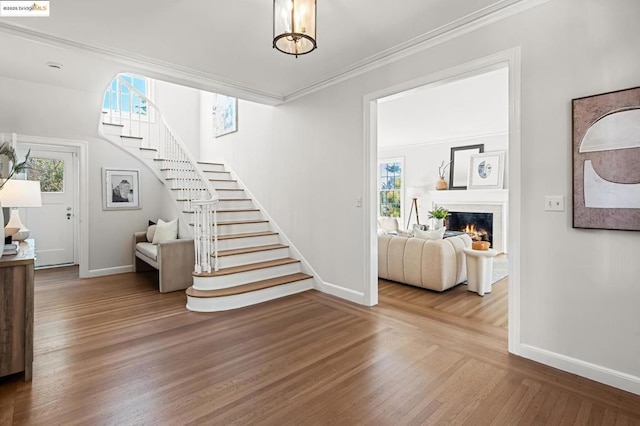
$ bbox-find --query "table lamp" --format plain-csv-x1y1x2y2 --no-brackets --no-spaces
0,180,42,241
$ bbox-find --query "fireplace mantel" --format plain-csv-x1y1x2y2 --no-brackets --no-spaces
428,189,508,205
427,189,508,253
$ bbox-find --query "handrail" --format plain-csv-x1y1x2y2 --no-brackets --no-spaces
104,75,220,272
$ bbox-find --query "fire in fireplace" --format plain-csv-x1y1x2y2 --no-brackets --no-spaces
446,212,493,244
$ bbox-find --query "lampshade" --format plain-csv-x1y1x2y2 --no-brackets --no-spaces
0,180,42,207
273,0,317,57
407,186,425,199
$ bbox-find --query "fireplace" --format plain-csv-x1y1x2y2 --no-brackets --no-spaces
446,212,493,244
428,189,508,253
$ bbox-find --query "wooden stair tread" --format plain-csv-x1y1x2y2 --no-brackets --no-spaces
193,258,300,277
182,209,260,214
187,273,312,298
102,122,124,127
217,244,288,257
121,135,143,140
190,219,268,227
197,161,224,166
139,147,157,151
217,231,278,240
176,198,251,202
165,178,236,182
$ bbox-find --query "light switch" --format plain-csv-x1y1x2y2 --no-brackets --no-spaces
544,195,564,211
356,196,362,207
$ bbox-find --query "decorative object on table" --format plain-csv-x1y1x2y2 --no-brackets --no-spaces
572,86,640,231
435,160,452,190
0,180,42,241
273,0,317,57
0,142,31,258
213,94,238,138
405,186,425,229
102,168,140,210
468,151,505,190
449,144,484,190
472,241,491,251
3,243,18,256
428,206,448,230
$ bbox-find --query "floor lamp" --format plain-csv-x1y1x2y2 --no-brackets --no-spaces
406,186,425,230
1,179,42,241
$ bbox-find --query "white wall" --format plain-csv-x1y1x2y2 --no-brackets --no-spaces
199,0,640,391
154,79,201,158
379,133,508,228
0,74,172,274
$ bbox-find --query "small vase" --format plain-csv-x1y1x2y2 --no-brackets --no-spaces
435,178,448,190
432,218,444,230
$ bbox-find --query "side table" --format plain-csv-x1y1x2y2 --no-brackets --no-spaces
463,247,498,296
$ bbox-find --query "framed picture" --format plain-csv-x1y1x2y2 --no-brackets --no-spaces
468,151,505,189
572,86,640,231
213,94,238,138
102,168,140,210
449,144,484,190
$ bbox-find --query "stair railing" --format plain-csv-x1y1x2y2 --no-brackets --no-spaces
103,75,220,273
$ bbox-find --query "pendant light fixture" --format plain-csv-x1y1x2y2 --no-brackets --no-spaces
273,0,317,57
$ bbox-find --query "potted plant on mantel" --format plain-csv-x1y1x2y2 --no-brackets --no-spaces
436,160,452,190
428,206,448,230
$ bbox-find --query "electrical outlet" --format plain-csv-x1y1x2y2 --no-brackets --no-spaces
544,195,564,211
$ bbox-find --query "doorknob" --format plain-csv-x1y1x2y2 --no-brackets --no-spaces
66,213,72,220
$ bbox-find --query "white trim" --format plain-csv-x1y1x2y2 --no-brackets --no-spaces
85,265,134,278
15,135,89,278
518,344,640,396
0,0,549,105
221,161,326,292
378,131,509,152
362,48,522,345
316,281,365,305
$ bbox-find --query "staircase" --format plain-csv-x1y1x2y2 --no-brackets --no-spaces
99,75,314,312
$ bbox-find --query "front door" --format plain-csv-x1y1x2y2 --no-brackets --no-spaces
21,147,77,267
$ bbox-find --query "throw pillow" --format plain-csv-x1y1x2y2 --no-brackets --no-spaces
152,218,178,244
380,217,399,233
146,224,157,243
414,227,446,240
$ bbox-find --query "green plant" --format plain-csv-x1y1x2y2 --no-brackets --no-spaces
438,160,452,179
428,206,448,219
0,142,30,191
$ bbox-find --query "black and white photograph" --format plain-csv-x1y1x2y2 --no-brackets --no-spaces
102,168,140,210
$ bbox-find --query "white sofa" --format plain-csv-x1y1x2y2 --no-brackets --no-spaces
378,233,472,292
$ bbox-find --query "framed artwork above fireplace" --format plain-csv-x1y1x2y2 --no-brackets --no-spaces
449,144,484,190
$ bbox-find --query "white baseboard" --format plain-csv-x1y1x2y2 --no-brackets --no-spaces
518,343,640,396
83,265,134,278
316,281,365,305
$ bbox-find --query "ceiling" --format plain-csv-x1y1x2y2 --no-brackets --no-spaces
0,0,535,104
378,67,509,149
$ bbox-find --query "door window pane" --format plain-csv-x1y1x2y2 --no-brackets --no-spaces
26,157,64,192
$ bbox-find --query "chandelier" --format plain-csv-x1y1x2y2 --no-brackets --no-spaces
273,0,317,57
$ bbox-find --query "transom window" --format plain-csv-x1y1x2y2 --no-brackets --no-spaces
378,159,404,219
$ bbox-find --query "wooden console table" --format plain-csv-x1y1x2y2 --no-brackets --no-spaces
0,239,35,381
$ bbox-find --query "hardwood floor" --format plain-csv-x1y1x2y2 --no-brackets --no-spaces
1,268,639,425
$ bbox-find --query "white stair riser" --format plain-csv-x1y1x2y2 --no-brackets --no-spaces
209,180,239,190
122,138,142,148
217,248,289,269
215,190,246,200
217,234,280,251
139,149,157,159
203,171,232,180
193,263,301,290
187,279,313,312
198,164,226,172
183,210,262,222
101,124,124,136
217,222,270,236
217,200,254,210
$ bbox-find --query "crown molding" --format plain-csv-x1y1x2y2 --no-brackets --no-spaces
283,0,551,102
0,20,285,106
0,0,549,105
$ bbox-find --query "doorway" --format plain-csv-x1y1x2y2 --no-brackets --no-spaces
17,138,86,271
364,48,522,354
